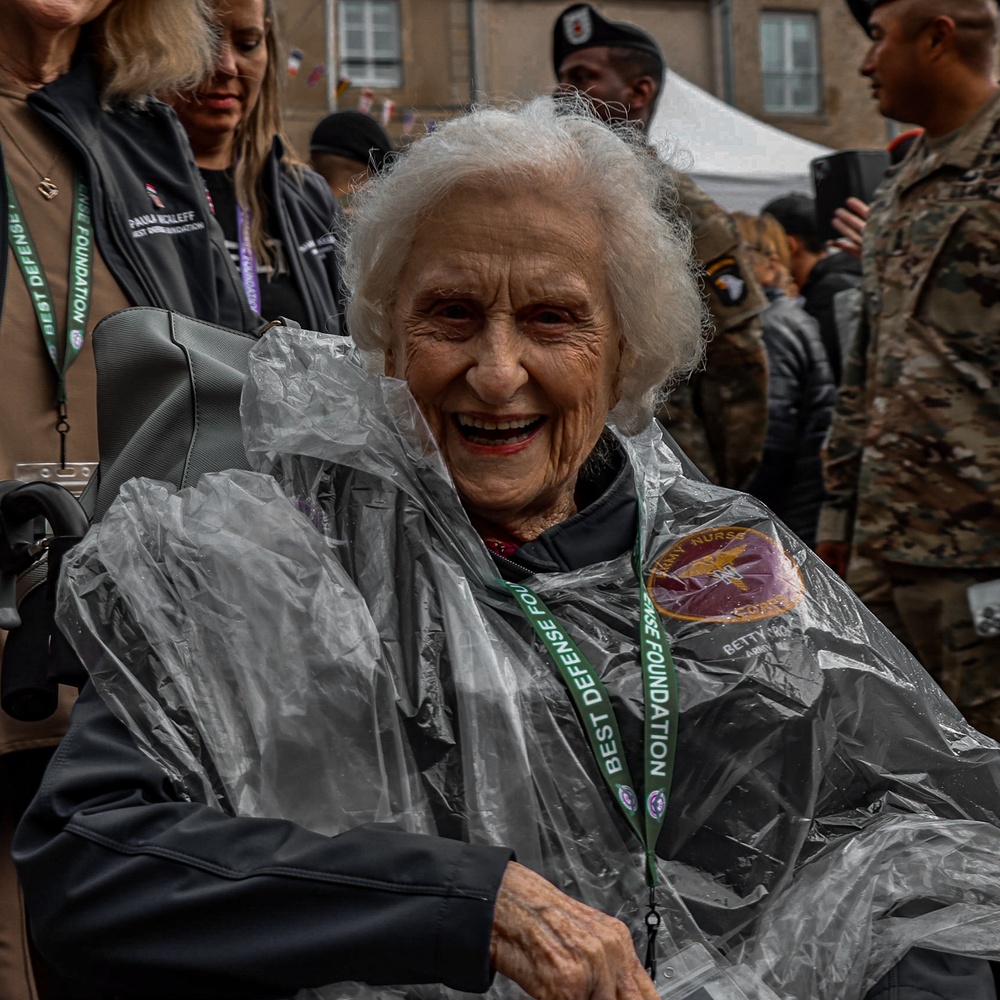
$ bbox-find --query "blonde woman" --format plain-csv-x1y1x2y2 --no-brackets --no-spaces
0,1,260,995
167,0,346,332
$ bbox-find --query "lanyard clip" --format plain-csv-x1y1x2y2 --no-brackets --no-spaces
644,886,661,980
55,401,70,469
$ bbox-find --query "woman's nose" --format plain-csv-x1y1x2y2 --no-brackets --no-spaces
217,40,239,77
465,327,529,403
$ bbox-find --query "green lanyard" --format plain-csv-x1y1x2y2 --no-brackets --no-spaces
6,170,93,464
503,534,679,979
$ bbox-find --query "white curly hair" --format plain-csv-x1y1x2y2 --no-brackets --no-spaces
342,97,706,434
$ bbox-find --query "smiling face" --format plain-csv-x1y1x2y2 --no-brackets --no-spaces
169,0,269,167
386,186,622,541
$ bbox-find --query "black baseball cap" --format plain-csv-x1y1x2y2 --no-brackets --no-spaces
309,111,394,171
552,4,664,79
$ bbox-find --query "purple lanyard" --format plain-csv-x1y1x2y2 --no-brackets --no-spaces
236,202,261,314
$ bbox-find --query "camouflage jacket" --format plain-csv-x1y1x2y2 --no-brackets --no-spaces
819,89,1000,567
657,169,769,490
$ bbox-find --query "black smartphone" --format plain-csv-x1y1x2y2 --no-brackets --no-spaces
811,150,891,243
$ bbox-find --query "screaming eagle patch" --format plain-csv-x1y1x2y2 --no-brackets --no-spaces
705,256,748,308
646,526,804,623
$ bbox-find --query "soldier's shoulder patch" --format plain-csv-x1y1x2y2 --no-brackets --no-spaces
646,526,804,623
704,255,748,308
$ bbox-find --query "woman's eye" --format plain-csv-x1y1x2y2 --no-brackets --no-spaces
437,303,472,320
533,309,569,326
234,34,264,53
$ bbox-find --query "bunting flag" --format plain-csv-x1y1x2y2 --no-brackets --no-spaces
425,119,438,134
381,99,396,127
401,109,417,135
287,48,304,77
336,77,352,98
306,64,325,88
357,88,374,113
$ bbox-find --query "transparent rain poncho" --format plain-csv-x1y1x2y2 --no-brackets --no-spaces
60,329,1000,1000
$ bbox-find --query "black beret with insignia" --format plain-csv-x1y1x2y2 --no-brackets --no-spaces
553,4,664,79
845,0,888,36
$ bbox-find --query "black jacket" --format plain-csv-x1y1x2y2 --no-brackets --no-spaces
1,58,259,332
259,139,346,335
13,433,996,1000
13,684,511,999
799,251,863,383
747,289,835,548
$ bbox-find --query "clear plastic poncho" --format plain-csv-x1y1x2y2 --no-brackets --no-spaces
59,329,1000,1000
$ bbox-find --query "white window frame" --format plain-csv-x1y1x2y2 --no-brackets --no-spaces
338,0,402,88
760,11,821,115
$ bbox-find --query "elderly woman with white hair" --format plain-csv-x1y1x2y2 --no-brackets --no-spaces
13,100,1000,1000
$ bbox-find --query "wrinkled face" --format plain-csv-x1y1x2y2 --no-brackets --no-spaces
860,4,925,122
387,187,622,538
169,0,269,156
556,47,634,123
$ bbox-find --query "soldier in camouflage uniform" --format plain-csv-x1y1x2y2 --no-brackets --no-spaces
553,4,769,489
819,0,1000,738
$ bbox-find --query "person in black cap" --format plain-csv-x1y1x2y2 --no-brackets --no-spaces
553,3,666,124
310,110,395,213
553,4,770,492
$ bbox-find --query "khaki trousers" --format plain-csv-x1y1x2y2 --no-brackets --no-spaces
848,554,1000,741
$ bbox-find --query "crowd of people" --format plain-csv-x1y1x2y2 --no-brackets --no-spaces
1,0,999,999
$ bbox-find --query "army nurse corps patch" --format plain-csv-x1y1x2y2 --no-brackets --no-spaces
647,526,804,623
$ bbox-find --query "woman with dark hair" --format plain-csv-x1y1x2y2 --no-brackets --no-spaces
167,0,346,333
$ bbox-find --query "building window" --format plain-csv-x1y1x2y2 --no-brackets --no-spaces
338,0,402,88
760,12,820,114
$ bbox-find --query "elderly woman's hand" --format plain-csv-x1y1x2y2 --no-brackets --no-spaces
490,862,659,1000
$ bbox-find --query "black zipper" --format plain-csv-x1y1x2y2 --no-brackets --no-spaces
28,94,159,308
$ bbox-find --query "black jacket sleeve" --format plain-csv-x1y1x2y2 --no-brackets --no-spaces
13,684,512,1000
864,948,997,1000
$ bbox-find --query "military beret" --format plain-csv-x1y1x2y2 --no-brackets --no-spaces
552,4,664,78
846,0,998,35
845,0,893,35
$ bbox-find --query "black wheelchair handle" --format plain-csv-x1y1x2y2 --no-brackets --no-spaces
1,481,90,538
0,481,89,630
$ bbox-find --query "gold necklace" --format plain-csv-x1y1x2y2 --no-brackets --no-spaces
0,116,61,199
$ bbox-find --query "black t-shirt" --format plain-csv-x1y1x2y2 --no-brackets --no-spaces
200,167,308,324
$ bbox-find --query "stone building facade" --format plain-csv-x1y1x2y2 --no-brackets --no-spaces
275,0,892,159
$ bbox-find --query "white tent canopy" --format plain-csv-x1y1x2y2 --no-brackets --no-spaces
649,72,832,213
